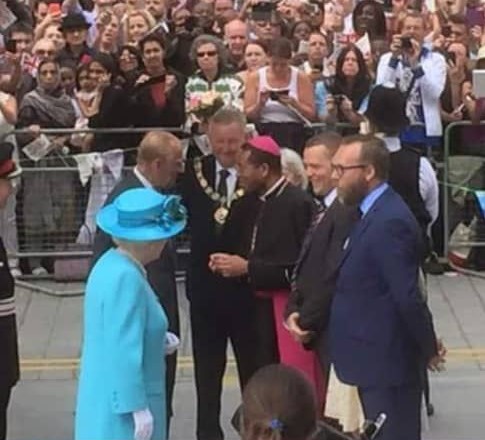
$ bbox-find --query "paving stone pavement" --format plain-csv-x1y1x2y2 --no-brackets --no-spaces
6,273,485,440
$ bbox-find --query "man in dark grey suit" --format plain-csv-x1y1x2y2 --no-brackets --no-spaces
91,131,184,436
284,133,358,397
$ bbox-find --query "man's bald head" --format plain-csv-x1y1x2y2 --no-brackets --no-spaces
32,38,56,60
137,131,183,189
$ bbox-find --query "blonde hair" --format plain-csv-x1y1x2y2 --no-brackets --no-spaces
123,10,156,44
281,148,308,190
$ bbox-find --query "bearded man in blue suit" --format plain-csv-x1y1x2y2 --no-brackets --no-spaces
328,135,445,440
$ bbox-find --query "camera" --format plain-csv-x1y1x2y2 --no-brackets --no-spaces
400,36,413,50
442,25,452,38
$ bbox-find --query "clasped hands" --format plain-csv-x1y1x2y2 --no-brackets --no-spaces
209,253,248,277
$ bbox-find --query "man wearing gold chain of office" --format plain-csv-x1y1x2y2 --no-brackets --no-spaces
180,108,261,440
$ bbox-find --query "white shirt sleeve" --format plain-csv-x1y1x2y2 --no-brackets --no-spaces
419,157,439,225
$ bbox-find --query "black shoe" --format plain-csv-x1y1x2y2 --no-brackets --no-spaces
426,403,435,417
423,254,445,275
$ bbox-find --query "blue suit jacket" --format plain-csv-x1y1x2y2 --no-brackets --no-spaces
329,187,437,388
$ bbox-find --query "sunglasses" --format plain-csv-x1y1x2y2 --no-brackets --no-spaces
197,50,217,58
35,49,55,56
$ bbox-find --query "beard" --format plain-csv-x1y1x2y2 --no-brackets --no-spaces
337,177,368,207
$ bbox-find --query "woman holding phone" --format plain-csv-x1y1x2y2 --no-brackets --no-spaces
323,45,371,133
244,37,315,154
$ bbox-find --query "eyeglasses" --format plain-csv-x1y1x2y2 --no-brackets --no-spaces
89,68,106,75
331,163,368,177
35,49,55,56
197,50,218,58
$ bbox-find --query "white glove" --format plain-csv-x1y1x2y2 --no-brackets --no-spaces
165,332,180,356
133,408,154,440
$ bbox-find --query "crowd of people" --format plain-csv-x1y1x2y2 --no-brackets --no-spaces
1,0,485,271
1,0,484,438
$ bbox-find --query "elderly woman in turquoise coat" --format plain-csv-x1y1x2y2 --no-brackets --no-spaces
75,188,186,440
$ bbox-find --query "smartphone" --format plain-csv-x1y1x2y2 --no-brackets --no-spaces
251,1,274,21
447,51,456,65
48,2,61,15
363,413,387,440
301,0,320,14
473,69,485,98
269,89,289,100
407,0,422,11
312,63,324,73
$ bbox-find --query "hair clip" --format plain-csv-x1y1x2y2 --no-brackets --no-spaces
269,418,284,432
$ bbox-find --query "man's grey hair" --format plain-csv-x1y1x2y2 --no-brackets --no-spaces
209,106,247,128
190,34,228,67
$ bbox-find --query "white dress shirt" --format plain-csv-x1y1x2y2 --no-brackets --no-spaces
324,188,338,209
134,166,153,189
215,161,237,200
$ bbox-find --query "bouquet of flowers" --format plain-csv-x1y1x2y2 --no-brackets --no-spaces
188,90,225,122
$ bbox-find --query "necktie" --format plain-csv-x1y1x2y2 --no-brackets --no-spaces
290,202,327,291
217,169,230,198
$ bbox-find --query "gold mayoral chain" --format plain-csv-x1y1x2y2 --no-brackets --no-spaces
194,157,244,225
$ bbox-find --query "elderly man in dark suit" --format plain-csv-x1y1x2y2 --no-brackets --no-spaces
91,131,184,436
284,132,358,406
180,108,261,440
328,135,445,440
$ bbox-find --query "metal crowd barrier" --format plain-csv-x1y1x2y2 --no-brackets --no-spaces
443,121,485,276
0,123,356,294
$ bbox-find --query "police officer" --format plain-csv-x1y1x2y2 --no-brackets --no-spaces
0,142,21,440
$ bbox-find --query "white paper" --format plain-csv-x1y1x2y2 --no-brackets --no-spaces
0,2,17,32
22,134,56,161
355,33,371,57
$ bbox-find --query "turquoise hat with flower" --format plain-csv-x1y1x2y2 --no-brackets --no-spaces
96,188,187,241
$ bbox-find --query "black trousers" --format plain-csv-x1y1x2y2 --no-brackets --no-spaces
0,386,12,440
190,290,261,440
